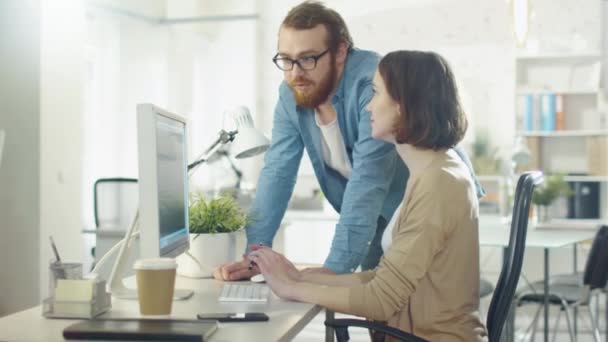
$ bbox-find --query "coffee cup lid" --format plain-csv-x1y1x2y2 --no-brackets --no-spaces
133,258,177,270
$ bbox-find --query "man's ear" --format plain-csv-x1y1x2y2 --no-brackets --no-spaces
335,42,348,64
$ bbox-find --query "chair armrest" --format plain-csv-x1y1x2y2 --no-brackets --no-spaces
325,318,429,342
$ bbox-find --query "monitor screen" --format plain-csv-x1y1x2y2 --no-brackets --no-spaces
155,115,189,255
137,104,190,259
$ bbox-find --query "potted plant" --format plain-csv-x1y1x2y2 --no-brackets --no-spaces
471,130,500,175
531,174,572,223
176,193,249,278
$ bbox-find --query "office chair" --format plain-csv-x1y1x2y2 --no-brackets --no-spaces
325,171,543,342
94,178,138,229
516,225,608,342
91,178,138,269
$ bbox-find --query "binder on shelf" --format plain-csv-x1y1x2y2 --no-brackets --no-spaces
533,94,542,131
541,93,556,131
521,94,534,131
555,94,565,130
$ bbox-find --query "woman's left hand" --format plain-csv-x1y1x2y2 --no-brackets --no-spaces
248,247,299,300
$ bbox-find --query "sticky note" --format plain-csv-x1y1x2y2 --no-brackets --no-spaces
55,279,95,301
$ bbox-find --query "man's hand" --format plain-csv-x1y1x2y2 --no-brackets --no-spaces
300,267,337,275
213,256,259,281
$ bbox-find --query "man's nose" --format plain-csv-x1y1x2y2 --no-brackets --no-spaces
290,63,306,77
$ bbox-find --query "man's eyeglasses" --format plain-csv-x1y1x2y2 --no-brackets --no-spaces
272,49,330,71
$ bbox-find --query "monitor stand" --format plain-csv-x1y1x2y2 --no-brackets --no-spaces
107,211,193,301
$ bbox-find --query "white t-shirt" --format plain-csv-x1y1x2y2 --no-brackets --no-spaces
314,112,352,179
381,202,402,252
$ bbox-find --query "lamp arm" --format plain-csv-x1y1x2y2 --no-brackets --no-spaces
187,130,237,172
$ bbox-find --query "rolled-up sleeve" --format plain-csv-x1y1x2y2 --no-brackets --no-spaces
246,97,303,249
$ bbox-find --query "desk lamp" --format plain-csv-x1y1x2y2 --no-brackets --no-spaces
188,106,270,172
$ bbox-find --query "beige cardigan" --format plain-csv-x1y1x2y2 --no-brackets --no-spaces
347,148,487,342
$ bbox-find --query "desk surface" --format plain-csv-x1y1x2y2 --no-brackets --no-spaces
0,277,321,342
479,215,596,248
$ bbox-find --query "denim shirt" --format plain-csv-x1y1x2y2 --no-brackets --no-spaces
246,48,483,273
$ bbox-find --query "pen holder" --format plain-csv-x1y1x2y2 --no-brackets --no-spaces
43,261,111,319
43,279,112,319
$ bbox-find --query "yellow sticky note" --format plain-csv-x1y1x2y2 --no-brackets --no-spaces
55,279,95,301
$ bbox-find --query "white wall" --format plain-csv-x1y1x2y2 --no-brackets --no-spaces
39,0,86,300
0,0,41,317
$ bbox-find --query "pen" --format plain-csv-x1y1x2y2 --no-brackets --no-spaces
49,236,62,263
248,243,263,270
49,236,67,279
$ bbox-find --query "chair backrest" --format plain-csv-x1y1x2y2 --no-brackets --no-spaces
94,178,138,230
486,171,543,342
583,225,608,290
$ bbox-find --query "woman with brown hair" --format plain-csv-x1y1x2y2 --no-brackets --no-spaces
249,50,488,342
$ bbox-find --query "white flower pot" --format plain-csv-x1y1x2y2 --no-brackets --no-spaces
176,231,240,278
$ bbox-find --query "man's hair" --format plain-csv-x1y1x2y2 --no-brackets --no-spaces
378,51,467,149
282,1,353,52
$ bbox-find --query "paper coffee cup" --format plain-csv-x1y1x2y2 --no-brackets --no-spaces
134,258,177,315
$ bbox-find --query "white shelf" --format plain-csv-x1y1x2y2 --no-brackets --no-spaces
563,175,608,182
516,89,598,95
518,130,608,137
516,52,601,60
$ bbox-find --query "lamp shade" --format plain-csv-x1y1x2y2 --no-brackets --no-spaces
232,127,270,158
223,106,270,159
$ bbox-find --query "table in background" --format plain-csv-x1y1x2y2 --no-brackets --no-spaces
479,215,597,342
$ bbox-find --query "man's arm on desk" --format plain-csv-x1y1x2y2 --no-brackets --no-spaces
215,97,303,281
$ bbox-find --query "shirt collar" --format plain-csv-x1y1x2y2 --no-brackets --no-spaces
331,49,353,103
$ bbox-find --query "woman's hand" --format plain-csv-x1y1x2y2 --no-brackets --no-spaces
247,246,302,300
249,245,302,281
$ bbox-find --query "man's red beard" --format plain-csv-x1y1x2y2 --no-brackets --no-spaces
288,55,337,108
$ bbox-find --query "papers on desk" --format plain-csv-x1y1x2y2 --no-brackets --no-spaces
43,278,111,319
63,319,218,341
53,279,96,316
534,219,607,230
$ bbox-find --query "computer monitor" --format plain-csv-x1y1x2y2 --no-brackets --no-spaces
106,104,192,300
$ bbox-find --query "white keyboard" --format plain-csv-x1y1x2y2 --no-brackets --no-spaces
219,283,270,303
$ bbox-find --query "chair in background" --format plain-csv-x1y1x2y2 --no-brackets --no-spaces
516,225,608,342
91,178,138,270
94,178,138,230
325,171,543,342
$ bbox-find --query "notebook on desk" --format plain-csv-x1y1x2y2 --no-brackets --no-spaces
63,318,218,341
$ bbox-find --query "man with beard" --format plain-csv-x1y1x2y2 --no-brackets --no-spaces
215,1,481,280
